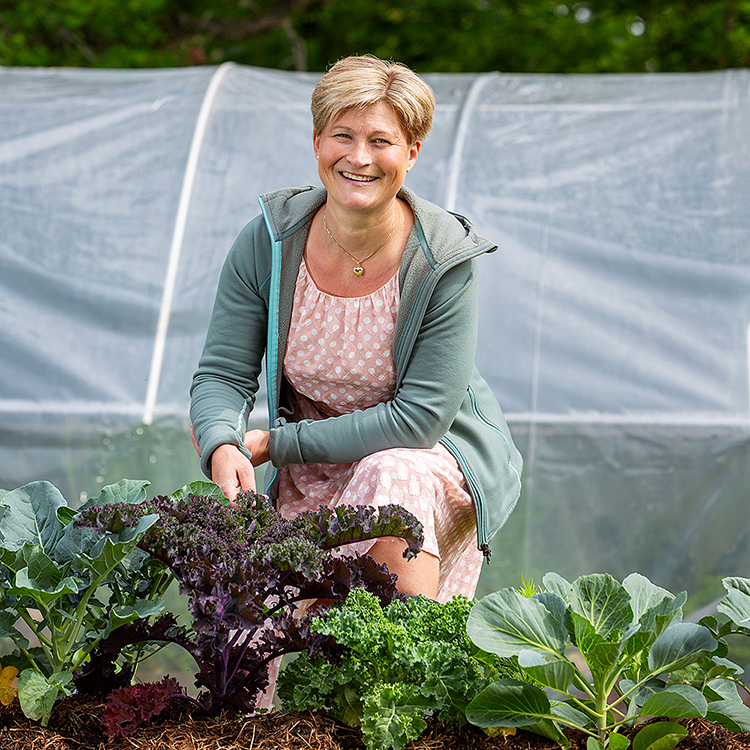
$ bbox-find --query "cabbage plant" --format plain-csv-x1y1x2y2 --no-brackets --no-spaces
466,572,750,750
0,480,169,724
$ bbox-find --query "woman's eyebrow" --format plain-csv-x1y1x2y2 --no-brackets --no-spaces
330,125,397,138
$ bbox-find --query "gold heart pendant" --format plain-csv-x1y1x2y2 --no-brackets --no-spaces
353,266,364,276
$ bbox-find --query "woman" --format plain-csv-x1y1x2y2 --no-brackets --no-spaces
190,55,522,603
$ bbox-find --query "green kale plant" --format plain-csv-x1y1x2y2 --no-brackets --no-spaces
466,572,750,750
0,479,171,725
76,487,425,725
278,588,516,750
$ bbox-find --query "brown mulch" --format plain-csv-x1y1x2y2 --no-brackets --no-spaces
2,696,750,750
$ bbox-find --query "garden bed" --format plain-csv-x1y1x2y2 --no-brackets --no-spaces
1,697,749,750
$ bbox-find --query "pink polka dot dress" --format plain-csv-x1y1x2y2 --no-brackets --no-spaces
276,259,483,602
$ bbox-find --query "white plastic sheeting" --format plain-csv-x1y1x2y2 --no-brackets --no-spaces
1,64,749,603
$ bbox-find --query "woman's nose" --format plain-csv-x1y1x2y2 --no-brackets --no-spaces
347,139,372,166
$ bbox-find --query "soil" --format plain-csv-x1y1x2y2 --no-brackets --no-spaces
2,697,750,750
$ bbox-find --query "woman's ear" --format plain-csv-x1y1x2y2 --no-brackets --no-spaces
407,140,421,172
313,129,320,160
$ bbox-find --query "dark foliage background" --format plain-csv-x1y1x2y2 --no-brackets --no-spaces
1,0,748,72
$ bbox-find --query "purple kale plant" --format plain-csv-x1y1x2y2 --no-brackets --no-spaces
76,488,423,720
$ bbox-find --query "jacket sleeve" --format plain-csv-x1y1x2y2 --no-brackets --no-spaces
189,217,270,478
269,258,479,466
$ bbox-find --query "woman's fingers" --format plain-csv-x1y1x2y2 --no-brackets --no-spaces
210,444,257,501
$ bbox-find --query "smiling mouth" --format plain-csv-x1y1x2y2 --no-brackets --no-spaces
341,171,377,182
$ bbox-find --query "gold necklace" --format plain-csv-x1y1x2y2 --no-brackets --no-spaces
323,212,395,276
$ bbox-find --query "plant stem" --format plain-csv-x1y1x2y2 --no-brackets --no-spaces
595,686,608,741
17,608,53,652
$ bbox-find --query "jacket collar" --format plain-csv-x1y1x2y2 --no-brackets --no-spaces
258,185,497,262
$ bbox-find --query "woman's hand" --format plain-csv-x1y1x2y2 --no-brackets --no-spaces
243,429,270,466
210,443,257,502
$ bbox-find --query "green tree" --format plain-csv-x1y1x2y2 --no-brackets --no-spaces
0,0,748,72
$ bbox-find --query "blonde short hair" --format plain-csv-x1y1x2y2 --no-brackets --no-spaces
311,55,435,145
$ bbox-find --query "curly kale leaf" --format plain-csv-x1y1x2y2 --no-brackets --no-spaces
362,683,430,750
278,589,512,750
294,504,424,560
100,675,183,738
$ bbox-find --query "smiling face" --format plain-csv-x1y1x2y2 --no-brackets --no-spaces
313,101,421,218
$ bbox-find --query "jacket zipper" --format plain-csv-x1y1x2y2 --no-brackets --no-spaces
258,196,282,426
258,197,282,498
439,435,491,561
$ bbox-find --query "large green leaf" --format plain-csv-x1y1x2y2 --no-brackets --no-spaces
551,701,593,730
518,649,576,693
624,591,686,659
707,699,750,733
706,677,747,702
171,481,227,503
0,481,66,554
620,677,667,708
623,574,685,641
94,479,150,507
632,721,688,750
722,576,750,597
53,524,103,564
648,622,716,674
607,733,631,750
571,613,623,678
78,514,158,580
17,669,62,725
623,573,673,624
522,718,571,748
569,574,633,639
640,684,707,718
716,579,750,628
468,589,568,658
21,545,62,584
466,679,553,727
535,591,569,631
115,598,165,623
704,677,750,733
10,567,79,603
542,572,572,600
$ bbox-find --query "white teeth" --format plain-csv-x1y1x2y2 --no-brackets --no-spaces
342,172,376,182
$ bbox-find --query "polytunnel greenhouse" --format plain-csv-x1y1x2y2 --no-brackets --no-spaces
1,63,749,605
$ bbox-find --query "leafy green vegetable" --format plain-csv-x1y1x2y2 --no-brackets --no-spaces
465,572,743,749
278,589,514,750
0,480,171,725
